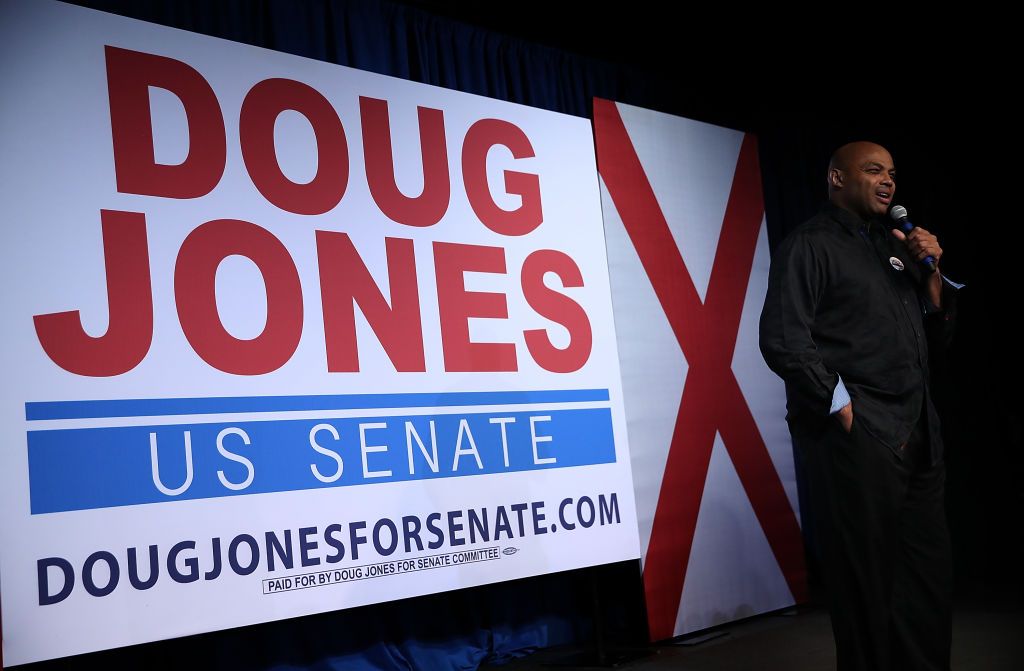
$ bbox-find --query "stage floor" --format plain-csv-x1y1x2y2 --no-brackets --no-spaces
485,601,1024,671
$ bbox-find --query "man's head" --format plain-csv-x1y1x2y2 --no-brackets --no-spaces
827,141,895,220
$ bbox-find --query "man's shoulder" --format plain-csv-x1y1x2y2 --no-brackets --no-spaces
795,208,841,235
777,211,842,251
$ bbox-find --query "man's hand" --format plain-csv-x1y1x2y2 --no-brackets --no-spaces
890,226,943,270
836,402,854,433
891,226,943,307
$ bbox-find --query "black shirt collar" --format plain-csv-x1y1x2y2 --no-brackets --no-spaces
822,200,887,237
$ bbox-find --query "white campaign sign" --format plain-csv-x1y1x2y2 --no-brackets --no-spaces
0,1,639,664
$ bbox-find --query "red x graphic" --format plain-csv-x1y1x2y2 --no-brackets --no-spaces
593,99,808,641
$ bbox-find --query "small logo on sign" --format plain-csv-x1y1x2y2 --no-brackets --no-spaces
889,257,905,271
502,547,519,556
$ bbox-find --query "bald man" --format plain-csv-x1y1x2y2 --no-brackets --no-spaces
760,142,957,670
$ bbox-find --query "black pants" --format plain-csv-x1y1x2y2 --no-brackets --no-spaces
796,415,952,671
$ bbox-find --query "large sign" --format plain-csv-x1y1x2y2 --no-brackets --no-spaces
594,99,807,640
0,2,639,664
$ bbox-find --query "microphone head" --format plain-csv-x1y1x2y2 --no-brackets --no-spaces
889,205,908,221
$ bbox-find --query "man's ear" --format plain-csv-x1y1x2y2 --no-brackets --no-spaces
828,168,844,189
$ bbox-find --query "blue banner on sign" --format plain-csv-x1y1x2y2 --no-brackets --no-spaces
28,408,615,514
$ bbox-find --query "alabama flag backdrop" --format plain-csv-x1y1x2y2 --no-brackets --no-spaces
594,98,809,640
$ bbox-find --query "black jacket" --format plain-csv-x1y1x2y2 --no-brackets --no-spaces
759,201,955,461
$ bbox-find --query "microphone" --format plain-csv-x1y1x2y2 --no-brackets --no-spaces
889,205,936,273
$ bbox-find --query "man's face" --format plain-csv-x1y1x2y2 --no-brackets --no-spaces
834,145,895,219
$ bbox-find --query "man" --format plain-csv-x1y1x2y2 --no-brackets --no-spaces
759,141,957,670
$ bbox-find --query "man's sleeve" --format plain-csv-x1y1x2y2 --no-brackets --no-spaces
759,232,842,418
922,275,960,354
